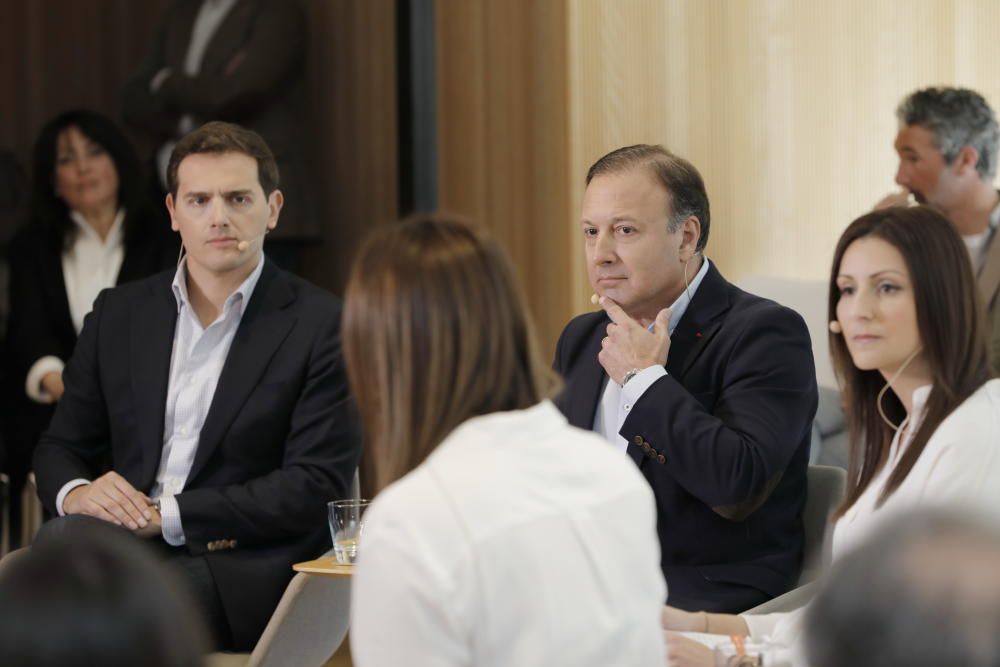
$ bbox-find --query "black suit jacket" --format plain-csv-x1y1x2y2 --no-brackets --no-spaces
122,0,316,240
33,260,361,649
554,263,817,613
2,219,175,483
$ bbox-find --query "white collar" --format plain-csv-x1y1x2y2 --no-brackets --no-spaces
68,208,126,246
663,256,711,335
171,254,265,319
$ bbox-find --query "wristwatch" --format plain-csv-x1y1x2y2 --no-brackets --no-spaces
620,367,641,387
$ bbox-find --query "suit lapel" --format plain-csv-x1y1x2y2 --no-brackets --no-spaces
39,244,76,342
187,262,296,483
200,0,255,76
131,274,179,489
564,317,610,430
666,262,732,381
167,0,205,67
977,231,1000,310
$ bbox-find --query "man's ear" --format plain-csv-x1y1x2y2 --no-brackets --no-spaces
679,215,702,262
165,193,179,232
266,189,284,231
955,145,980,176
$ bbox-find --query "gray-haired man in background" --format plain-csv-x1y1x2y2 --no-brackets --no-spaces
876,87,1000,374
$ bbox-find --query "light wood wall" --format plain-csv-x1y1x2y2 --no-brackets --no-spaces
435,0,572,357
567,0,1000,312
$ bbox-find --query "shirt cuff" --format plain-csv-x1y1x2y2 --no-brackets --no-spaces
26,356,65,404
150,67,172,93
740,611,781,640
158,495,186,546
56,479,91,516
621,365,667,406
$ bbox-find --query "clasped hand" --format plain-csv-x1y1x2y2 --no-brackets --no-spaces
597,296,672,384
63,470,161,537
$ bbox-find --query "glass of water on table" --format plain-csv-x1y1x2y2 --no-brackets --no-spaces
328,499,370,564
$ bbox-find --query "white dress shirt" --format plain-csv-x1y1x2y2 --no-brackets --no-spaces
351,401,667,667
26,209,125,403
593,256,711,452
56,256,265,548
741,379,1000,664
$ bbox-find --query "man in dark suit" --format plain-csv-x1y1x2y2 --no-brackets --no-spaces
554,145,817,613
122,0,317,270
33,122,360,650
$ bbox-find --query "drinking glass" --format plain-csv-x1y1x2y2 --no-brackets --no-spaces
327,499,370,564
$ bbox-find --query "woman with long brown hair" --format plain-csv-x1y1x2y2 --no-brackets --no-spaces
345,216,667,667
660,205,1000,666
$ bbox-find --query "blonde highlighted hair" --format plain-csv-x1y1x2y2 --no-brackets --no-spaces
343,215,560,493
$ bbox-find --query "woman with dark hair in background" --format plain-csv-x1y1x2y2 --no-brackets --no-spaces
345,216,667,666
660,206,1000,666
2,109,175,542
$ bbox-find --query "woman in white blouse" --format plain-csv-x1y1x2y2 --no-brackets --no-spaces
661,205,1000,666
344,216,667,667
3,110,174,541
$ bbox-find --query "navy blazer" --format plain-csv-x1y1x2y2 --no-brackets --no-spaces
33,260,361,649
554,262,817,613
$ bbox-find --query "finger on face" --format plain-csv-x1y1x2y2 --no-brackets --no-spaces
599,296,633,327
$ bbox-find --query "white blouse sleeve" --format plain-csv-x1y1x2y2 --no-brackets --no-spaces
351,531,470,667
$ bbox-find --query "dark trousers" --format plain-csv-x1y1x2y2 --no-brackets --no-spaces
34,514,233,649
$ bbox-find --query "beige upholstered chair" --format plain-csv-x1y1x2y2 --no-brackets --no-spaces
743,464,847,615
208,553,352,667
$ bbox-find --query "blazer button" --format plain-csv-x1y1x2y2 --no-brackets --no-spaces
229,539,237,549
634,435,643,445
657,454,666,464
207,541,217,552
642,442,651,451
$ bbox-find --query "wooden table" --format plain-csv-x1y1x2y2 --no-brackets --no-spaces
293,556,354,577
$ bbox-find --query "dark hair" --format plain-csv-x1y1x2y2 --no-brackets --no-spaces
167,121,279,197
897,87,1000,180
343,214,560,492
0,522,207,666
828,206,989,516
806,510,1000,667
586,144,711,252
29,109,146,251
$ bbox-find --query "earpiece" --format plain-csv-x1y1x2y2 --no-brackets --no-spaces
829,321,843,334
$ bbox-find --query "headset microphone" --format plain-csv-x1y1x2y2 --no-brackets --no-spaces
236,231,267,253
829,321,843,334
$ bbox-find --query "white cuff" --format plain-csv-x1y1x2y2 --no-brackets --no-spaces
158,495,186,546
56,479,91,516
150,67,172,93
621,365,667,406
740,611,781,640
26,356,65,403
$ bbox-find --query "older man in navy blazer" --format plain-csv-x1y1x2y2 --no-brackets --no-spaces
554,145,817,613
33,122,360,650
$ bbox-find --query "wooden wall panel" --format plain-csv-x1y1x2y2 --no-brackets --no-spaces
436,0,571,357
300,0,399,294
567,0,1000,314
